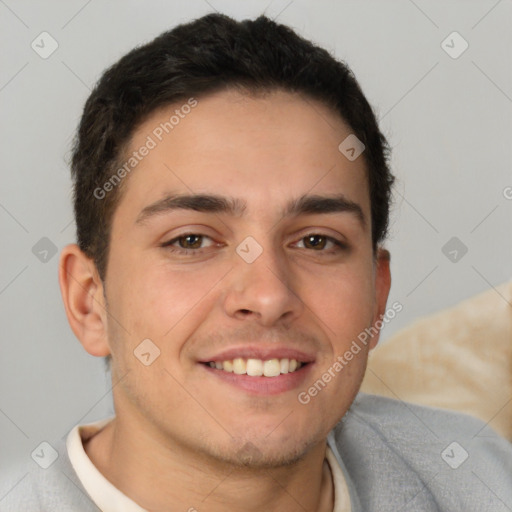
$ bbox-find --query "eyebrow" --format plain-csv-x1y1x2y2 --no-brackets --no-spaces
136,192,366,229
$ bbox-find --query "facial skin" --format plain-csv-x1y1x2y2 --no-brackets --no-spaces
59,88,391,511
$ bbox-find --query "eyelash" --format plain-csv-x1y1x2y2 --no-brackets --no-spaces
160,233,348,256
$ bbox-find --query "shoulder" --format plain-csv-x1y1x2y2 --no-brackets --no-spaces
340,392,511,449
0,440,99,511
330,393,512,512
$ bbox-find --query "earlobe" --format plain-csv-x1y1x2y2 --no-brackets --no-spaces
58,244,111,357
369,248,392,350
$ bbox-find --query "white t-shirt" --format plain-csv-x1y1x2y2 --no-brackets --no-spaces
66,417,352,512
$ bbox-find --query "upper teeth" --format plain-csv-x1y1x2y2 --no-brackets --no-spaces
208,358,303,377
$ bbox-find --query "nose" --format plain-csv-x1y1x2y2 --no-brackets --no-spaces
222,240,304,327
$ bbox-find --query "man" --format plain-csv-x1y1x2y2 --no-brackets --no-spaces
2,12,511,512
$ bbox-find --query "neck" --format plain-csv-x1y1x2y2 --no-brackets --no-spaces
84,415,334,512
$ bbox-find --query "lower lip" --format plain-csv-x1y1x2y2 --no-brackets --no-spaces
200,363,313,395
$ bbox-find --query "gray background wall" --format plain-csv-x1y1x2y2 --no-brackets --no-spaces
1,0,511,474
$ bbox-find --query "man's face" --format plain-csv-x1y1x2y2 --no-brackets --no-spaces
102,89,390,467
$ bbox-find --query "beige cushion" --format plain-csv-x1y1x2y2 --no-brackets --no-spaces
360,280,512,440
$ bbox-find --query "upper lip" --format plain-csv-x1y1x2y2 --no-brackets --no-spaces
198,345,316,364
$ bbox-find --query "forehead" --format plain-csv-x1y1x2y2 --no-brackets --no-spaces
114,89,370,226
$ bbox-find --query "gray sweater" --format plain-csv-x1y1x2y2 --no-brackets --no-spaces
1,394,511,511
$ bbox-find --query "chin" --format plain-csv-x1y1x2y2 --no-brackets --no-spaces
205,431,321,470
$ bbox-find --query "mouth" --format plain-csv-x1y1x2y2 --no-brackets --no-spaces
198,348,315,395
202,357,307,377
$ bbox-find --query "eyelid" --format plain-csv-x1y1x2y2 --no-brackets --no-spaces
161,233,217,250
159,225,218,245
291,227,348,246
292,233,347,251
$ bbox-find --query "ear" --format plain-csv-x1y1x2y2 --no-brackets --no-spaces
369,247,392,350
58,244,111,357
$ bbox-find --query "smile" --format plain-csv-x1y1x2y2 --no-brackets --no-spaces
205,358,305,377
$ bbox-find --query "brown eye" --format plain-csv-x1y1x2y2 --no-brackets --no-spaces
161,233,215,254
177,234,203,249
303,234,327,250
295,233,347,254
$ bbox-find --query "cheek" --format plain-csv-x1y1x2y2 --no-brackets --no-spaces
110,261,228,354
305,263,375,340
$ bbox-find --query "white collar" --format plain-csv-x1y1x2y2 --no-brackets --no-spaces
66,416,146,512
